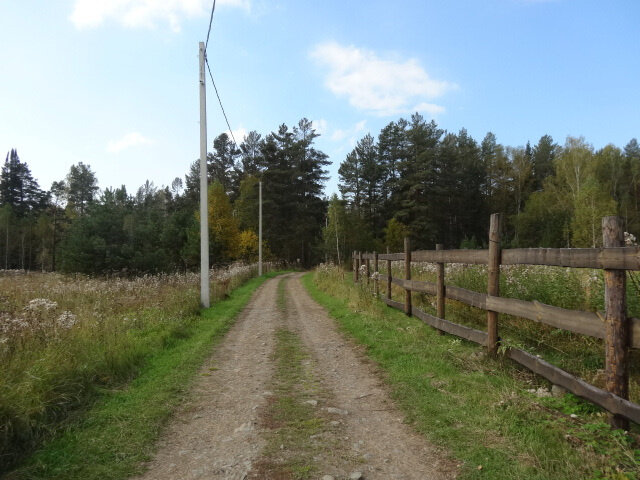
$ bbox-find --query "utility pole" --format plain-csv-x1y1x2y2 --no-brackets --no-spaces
199,42,210,308
258,180,263,276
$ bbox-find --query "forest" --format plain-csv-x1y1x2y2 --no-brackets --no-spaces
326,114,640,262
2,113,639,274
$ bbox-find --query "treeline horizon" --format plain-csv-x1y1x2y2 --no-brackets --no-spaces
0,118,328,273
2,113,639,274
323,113,640,264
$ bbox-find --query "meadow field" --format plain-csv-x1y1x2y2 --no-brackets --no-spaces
0,264,270,472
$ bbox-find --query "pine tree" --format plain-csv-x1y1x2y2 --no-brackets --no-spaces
0,149,45,216
208,133,239,197
338,150,363,210
239,131,264,176
532,135,557,191
378,119,408,210
291,118,329,265
65,162,98,216
395,114,443,247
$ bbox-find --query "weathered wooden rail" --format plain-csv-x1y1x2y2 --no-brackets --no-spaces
352,215,639,428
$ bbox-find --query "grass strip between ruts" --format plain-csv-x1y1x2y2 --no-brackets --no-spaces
302,271,640,480
5,271,284,480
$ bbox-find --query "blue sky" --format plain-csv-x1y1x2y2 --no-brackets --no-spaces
1,0,639,196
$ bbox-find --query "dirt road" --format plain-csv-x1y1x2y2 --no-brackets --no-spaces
136,273,456,480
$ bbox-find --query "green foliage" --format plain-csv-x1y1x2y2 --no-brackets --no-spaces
1,116,331,274
322,194,347,264
334,114,640,251
65,162,98,217
260,118,329,266
514,188,571,247
383,217,409,251
4,124,640,274
571,179,617,247
0,149,45,217
207,181,240,261
234,174,259,232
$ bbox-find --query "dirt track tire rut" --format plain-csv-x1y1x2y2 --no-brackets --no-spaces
135,277,281,480
135,273,456,479
284,273,456,479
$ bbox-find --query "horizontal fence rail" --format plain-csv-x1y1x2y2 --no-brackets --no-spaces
352,214,638,429
370,246,640,270
390,276,640,347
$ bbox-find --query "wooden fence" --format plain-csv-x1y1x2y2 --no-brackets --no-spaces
352,214,639,429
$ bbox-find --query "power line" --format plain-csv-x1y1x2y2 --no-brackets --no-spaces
203,0,239,150
204,0,216,54
205,56,239,150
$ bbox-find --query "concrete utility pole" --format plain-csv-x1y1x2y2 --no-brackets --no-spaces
258,180,263,276
199,42,210,308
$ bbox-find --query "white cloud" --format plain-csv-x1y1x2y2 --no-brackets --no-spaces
70,0,250,31
331,120,366,144
225,127,247,145
107,132,153,153
312,119,328,136
412,102,446,116
310,41,455,117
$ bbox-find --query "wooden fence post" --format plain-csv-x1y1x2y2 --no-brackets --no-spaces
436,243,445,335
603,216,629,430
353,250,360,283
386,246,392,300
405,237,412,316
352,251,356,282
487,213,502,355
366,254,371,286
374,251,379,297
358,251,363,283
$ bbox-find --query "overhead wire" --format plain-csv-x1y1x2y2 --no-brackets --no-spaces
203,0,240,151
204,0,216,54
205,57,239,150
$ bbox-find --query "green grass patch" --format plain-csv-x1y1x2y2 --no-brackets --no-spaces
382,262,640,403
304,269,640,480
251,277,340,479
4,271,283,480
255,327,324,479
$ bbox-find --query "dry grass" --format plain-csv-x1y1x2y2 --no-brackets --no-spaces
0,262,279,472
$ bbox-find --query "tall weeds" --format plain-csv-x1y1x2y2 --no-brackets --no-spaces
0,262,276,471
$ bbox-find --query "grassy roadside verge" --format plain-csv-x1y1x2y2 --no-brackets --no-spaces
303,271,640,480
5,272,283,480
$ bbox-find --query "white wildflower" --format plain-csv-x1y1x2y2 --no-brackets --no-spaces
56,311,77,329
25,298,58,311
625,232,637,246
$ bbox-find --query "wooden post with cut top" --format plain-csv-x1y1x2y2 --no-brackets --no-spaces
602,216,629,430
386,246,392,300
354,251,359,283
366,254,371,286
436,243,445,335
487,213,502,355
351,250,356,282
404,237,412,316
374,251,379,297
